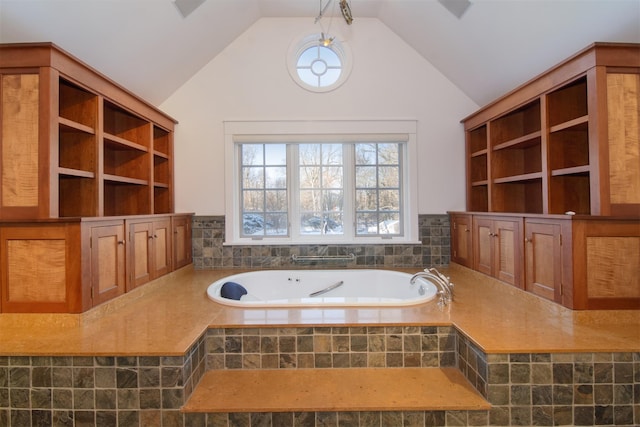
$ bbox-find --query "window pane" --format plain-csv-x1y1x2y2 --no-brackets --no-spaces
298,46,318,67
356,189,377,211
243,167,264,189
356,212,378,234
243,190,264,212
323,189,343,211
355,143,377,165
297,68,319,87
378,212,400,234
322,144,342,164
242,144,263,165
380,189,400,210
265,190,287,211
379,166,399,187
356,166,376,188
265,144,286,165
318,47,340,67
243,213,266,235
300,189,321,212
265,166,286,188
265,213,288,235
323,166,343,188
300,144,320,164
300,167,321,188
378,143,399,164
320,68,340,86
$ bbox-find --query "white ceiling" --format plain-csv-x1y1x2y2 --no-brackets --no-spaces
1,0,639,107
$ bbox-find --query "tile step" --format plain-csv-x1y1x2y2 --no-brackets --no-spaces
182,367,490,413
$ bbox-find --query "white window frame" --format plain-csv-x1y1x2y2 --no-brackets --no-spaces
224,120,419,245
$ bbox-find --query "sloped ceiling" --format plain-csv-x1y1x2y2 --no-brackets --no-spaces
1,0,638,107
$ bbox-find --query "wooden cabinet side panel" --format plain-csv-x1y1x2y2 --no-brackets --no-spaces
1,74,40,213
571,219,640,309
0,224,82,313
607,73,640,214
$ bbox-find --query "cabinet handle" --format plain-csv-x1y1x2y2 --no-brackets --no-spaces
525,238,532,243
465,228,470,232
118,240,125,245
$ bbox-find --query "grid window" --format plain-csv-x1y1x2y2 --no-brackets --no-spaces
355,143,402,236
240,144,288,237
237,140,407,242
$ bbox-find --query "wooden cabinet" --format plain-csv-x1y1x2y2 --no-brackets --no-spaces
126,216,172,291
172,214,192,270
0,42,177,219
472,215,523,288
450,213,472,267
462,43,640,216
0,219,125,313
451,212,640,310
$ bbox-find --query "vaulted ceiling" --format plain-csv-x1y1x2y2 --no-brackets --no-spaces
1,0,639,106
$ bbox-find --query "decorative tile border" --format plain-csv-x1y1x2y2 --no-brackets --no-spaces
191,214,451,269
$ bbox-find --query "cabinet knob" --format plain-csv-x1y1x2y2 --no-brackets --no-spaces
525,238,532,243
465,228,470,232
117,240,125,245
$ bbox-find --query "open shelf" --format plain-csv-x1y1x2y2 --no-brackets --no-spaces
153,126,170,156
468,125,487,154
492,136,542,180
492,179,543,214
103,181,151,216
103,101,151,149
104,139,150,182
58,79,97,129
59,176,97,217
549,124,589,172
490,100,541,148
547,76,588,127
469,185,488,212
154,187,172,214
549,174,591,214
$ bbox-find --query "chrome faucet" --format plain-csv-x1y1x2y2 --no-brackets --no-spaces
410,268,454,307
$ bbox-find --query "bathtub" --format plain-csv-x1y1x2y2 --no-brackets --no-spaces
206,269,439,308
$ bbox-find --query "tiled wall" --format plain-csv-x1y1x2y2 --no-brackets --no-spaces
192,214,450,269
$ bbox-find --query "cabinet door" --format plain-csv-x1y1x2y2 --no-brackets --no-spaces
90,223,125,306
152,217,172,278
451,214,472,267
127,217,171,290
172,215,192,270
525,221,562,302
493,219,522,288
128,221,153,289
473,217,494,276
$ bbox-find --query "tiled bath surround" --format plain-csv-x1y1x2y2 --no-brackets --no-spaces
1,326,639,426
192,214,451,269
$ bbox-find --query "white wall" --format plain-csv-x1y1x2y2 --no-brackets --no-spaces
161,17,478,216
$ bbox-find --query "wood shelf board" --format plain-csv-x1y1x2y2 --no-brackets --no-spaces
549,115,589,133
103,174,149,186
494,172,543,184
551,165,590,176
182,368,490,413
58,167,95,179
492,130,542,151
58,117,95,135
103,132,148,153
470,149,487,158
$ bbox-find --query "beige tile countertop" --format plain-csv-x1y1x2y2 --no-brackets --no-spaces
0,264,638,356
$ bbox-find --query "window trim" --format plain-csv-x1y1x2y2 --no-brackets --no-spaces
224,120,419,245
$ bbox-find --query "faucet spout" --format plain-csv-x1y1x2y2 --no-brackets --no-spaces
410,268,454,306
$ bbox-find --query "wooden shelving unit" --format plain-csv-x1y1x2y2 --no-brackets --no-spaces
455,42,640,311
463,43,640,217
0,42,191,313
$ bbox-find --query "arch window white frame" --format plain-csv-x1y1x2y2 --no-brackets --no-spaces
287,33,353,92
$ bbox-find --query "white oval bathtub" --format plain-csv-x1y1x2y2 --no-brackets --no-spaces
206,269,438,308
